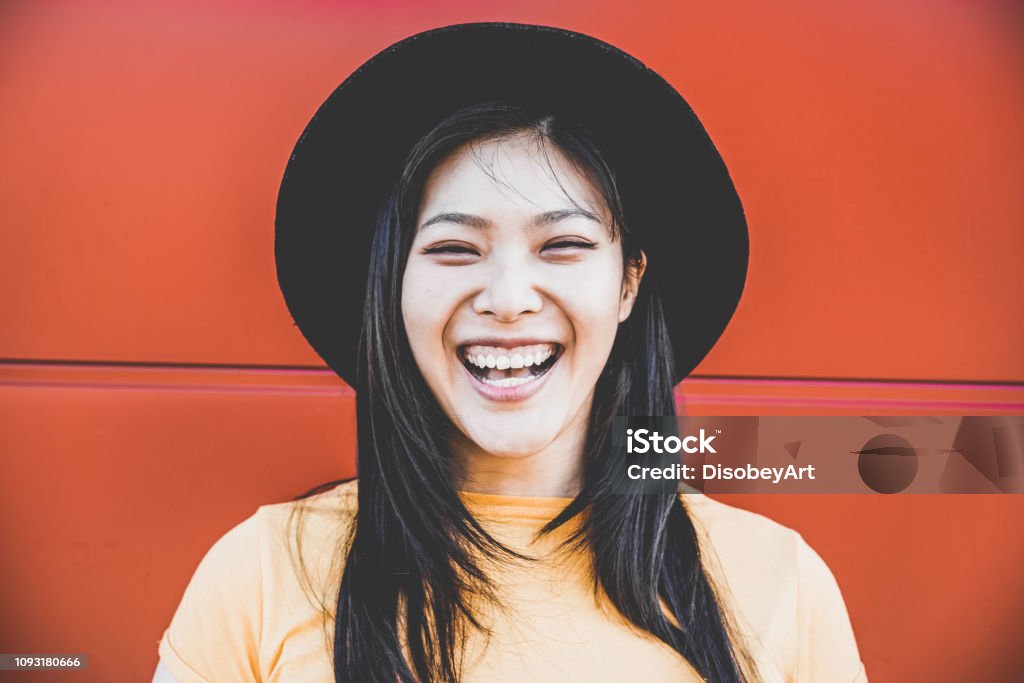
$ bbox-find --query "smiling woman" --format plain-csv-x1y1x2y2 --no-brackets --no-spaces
155,23,866,683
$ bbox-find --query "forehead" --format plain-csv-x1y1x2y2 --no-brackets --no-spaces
417,133,609,222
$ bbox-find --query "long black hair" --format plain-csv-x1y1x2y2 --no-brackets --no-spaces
293,102,758,682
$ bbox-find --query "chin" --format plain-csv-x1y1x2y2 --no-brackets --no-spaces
461,419,563,459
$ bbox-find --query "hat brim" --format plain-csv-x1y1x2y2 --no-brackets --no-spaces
276,22,748,386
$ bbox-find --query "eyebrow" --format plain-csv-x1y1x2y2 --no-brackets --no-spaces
418,207,602,231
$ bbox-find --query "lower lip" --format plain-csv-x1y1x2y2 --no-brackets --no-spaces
461,357,559,402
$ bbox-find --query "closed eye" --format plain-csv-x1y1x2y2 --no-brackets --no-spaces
543,240,598,251
422,244,479,256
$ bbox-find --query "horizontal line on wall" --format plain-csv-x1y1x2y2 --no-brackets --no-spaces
0,379,351,398
680,393,1024,412
0,359,354,396
678,378,1024,414
1,357,1022,389
0,356,327,372
691,374,1024,390
1,359,1022,411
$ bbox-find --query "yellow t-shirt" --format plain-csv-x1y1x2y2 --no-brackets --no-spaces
158,481,867,682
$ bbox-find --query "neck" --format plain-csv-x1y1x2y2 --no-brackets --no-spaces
456,445,582,498
452,401,590,498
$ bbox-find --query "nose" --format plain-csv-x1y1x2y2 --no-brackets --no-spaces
472,253,543,321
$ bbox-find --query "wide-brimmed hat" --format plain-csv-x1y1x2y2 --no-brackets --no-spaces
276,22,747,386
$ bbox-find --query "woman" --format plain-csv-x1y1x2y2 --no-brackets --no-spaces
155,23,866,683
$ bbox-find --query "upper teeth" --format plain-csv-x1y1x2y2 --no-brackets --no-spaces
463,344,557,370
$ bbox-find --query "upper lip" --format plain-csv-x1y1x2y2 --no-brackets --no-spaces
457,337,563,349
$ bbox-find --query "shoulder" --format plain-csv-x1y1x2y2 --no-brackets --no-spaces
680,494,806,629
158,480,359,682
254,479,359,600
681,493,806,580
192,479,359,583
256,478,359,541
679,493,851,610
680,494,866,682
181,479,359,556
679,492,834,612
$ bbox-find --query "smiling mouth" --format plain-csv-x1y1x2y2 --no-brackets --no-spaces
459,343,564,388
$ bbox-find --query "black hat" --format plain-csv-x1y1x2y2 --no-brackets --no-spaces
276,22,747,386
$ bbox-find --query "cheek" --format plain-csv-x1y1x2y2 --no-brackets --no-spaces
400,263,475,435
401,263,456,363
551,261,626,342
571,303,622,373
544,267,625,392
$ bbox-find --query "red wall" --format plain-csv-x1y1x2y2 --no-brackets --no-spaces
1,1,1022,681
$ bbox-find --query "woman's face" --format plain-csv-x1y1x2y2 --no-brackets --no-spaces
401,133,642,460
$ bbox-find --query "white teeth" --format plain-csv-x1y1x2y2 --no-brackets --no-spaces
462,344,559,370
481,375,532,388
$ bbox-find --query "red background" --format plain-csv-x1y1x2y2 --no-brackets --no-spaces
1,0,1023,681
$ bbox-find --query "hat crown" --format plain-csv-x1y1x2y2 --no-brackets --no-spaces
276,22,747,386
